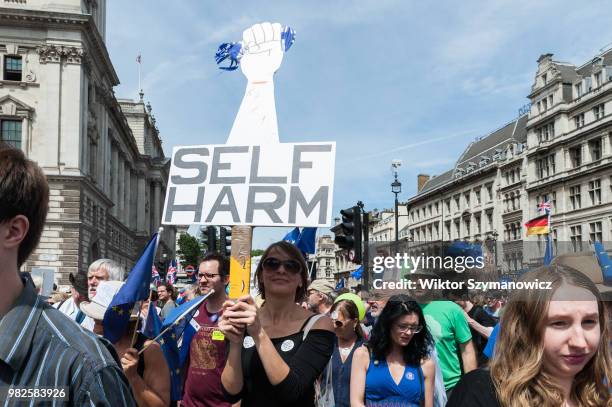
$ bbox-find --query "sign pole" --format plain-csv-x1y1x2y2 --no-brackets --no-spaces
228,226,253,299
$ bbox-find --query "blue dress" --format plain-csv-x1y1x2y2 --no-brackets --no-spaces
365,358,423,407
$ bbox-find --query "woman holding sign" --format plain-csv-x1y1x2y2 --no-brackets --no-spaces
219,241,335,407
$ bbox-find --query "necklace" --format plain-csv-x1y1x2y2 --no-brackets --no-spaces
339,343,355,357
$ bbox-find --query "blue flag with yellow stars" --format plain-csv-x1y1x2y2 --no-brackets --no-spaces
103,233,159,343
158,328,182,401
159,295,208,401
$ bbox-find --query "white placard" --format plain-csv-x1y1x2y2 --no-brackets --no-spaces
162,142,336,227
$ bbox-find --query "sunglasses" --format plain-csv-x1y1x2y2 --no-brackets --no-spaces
262,257,302,274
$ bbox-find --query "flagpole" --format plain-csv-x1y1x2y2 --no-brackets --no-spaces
138,289,215,355
130,290,153,348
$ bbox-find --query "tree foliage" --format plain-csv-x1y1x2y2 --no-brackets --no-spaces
251,249,265,257
177,233,202,268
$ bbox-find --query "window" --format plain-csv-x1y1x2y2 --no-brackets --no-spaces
575,83,583,97
445,199,451,213
486,184,493,201
569,185,581,210
595,71,602,88
542,98,548,111
537,123,555,143
542,73,548,85
464,218,470,236
536,154,555,178
475,215,481,234
0,120,22,148
574,113,585,129
548,95,553,107
475,188,481,205
428,205,432,216
486,212,493,231
569,146,582,168
445,221,451,239
594,104,605,120
589,221,602,242
464,192,470,207
589,179,601,205
589,138,602,161
3,56,22,81
454,195,460,212
435,202,439,215
454,220,460,239
570,225,582,252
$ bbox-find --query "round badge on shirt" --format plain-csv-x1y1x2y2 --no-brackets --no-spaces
405,371,414,381
243,336,255,348
281,339,294,352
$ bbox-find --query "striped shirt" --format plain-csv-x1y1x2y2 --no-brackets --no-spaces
0,276,137,406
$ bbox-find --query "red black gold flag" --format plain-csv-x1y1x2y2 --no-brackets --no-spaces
525,214,549,236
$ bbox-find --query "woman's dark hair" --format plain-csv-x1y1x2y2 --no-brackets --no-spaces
368,294,433,366
255,241,308,302
331,299,365,340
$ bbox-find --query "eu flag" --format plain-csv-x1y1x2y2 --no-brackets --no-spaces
543,234,553,266
283,227,300,244
142,300,162,339
162,295,208,366
594,241,612,283
296,227,317,255
103,233,159,343
351,266,364,280
160,295,208,401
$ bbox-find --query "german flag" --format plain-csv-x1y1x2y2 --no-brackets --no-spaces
525,215,549,236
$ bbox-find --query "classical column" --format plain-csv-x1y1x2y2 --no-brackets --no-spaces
111,146,118,217
137,175,146,232
152,181,161,233
124,166,131,228
118,159,125,222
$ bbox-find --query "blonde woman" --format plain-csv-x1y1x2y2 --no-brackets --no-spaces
448,265,612,407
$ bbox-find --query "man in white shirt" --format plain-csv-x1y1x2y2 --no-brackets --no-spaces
54,272,94,330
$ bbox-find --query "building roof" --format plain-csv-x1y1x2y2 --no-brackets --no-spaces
414,115,527,199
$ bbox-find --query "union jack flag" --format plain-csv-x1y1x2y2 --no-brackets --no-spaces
537,200,552,214
152,265,160,286
166,260,177,285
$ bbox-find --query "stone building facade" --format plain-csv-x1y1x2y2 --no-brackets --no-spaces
396,46,612,277
0,0,175,286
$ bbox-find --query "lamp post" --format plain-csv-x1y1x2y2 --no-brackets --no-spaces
391,173,402,244
486,230,499,277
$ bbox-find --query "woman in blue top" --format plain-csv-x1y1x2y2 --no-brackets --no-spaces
351,295,435,407
323,294,367,407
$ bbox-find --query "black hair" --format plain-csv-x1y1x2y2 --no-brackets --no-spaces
368,294,433,366
200,252,230,277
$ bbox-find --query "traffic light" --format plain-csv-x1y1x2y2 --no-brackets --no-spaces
220,227,231,257
201,225,218,253
334,206,362,264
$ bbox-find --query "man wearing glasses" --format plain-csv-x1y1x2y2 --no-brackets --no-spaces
182,253,231,407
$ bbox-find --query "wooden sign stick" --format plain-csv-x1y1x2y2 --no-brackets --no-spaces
228,226,253,299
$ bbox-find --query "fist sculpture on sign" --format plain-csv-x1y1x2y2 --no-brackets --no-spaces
216,22,295,145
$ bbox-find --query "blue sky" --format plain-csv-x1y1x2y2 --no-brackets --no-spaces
106,0,612,249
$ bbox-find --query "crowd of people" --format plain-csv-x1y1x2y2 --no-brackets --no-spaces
2,143,612,407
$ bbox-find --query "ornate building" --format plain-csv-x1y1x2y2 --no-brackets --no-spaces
0,0,175,286
396,46,612,277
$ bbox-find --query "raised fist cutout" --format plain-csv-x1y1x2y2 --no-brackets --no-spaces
240,22,284,83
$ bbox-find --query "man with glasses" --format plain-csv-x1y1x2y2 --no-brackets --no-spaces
182,253,231,407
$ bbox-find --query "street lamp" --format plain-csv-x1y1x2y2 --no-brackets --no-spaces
486,230,499,276
391,162,402,244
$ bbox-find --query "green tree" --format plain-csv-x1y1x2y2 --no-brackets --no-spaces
251,249,265,257
177,233,202,268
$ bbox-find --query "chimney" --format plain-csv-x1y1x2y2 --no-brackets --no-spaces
417,174,430,192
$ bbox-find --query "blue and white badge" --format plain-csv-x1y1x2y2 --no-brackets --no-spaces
243,336,255,349
280,339,294,352
405,371,415,381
